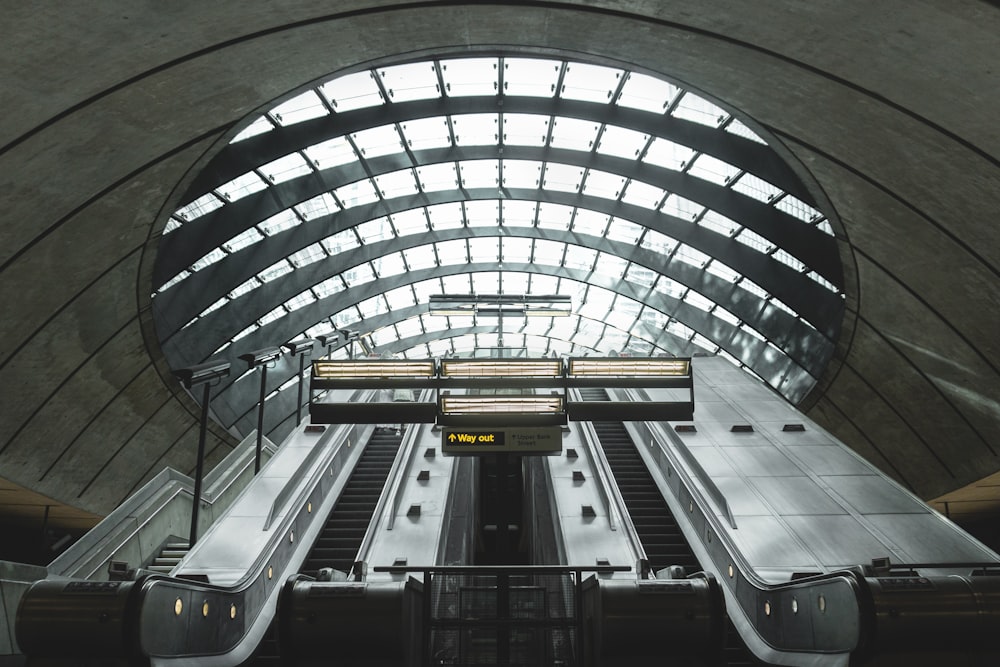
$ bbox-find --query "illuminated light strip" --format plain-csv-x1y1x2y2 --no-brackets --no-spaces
441,359,563,378
440,395,564,415
568,358,690,377
313,360,436,379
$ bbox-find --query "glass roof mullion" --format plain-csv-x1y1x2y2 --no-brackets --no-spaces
553,61,569,99
459,201,470,229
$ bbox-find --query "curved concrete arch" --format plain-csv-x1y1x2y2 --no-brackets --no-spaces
2,1,998,521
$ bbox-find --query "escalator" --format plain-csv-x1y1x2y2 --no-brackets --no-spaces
246,428,404,665
300,428,404,577
580,387,756,666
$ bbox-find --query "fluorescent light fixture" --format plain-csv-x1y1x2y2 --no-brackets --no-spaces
440,395,564,415
239,346,282,368
441,359,563,378
283,338,315,356
428,294,572,317
315,333,339,348
568,357,691,377
173,360,231,388
313,359,436,379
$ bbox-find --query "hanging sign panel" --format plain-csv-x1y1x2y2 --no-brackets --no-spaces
442,427,562,455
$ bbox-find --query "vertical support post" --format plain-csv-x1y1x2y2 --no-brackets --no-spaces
40,504,50,556
190,381,211,547
574,570,584,663
497,572,510,667
496,453,509,560
254,364,268,474
423,570,433,667
296,353,306,426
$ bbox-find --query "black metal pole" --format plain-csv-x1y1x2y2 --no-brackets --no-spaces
296,353,306,425
189,381,211,547
254,364,268,474
40,504,50,556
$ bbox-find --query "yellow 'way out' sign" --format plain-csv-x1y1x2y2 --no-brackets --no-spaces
442,428,561,455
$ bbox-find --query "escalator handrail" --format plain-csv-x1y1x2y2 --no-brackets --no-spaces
570,387,651,577
263,426,336,531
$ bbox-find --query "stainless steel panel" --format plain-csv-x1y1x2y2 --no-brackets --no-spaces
698,368,748,387
720,446,800,476
181,517,268,573
748,477,847,516
713,477,769,516
688,448,738,477
669,430,715,447
692,382,725,403
756,422,834,446
726,516,818,569
698,421,771,446
864,514,1000,564
821,475,927,514
738,399,799,421
786,446,873,476
783,515,898,568
693,400,744,424
258,450,312,477
224,477,288,516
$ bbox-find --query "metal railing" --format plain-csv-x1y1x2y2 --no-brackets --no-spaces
374,565,629,667
47,431,278,580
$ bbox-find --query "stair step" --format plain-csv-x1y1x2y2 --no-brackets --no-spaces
299,431,402,580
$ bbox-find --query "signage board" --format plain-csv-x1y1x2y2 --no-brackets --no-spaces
442,427,562,455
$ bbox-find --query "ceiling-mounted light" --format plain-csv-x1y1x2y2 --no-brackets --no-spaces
428,293,572,317
173,359,231,388
239,346,282,368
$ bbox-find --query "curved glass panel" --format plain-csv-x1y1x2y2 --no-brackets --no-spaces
152,54,847,430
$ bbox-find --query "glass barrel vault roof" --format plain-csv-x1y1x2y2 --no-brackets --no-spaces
150,55,845,424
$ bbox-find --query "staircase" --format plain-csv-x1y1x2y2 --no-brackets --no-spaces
581,387,756,666
147,540,190,574
300,428,403,577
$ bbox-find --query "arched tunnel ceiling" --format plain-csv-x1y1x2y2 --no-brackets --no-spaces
0,2,998,530
151,56,846,427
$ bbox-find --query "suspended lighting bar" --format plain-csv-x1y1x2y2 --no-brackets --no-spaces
440,395,564,415
428,294,572,318
313,359,437,380
568,357,691,377
441,358,563,378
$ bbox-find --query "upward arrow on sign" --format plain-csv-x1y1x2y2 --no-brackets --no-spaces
448,433,456,442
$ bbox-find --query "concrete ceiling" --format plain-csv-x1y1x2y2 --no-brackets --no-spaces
1,1,998,533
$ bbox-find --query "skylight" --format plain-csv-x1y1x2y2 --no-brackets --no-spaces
152,54,845,416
